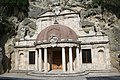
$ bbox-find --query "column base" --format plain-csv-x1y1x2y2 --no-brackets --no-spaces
44,70,48,73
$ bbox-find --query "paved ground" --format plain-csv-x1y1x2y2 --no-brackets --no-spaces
0,72,120,80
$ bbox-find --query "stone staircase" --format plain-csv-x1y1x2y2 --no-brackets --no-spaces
27,70,111,77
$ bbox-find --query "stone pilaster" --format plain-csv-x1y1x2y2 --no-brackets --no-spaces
15,49,18,70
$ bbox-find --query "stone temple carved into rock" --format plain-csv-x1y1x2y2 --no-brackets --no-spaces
12,0,111,73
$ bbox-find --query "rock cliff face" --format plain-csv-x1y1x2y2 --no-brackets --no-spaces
0,0,120,73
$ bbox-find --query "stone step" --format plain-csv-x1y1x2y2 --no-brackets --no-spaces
27,70,111,77
10,70,32,73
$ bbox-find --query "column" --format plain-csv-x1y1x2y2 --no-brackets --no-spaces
35,50,38,70
39,49,42,71
69,47,73,72
44,48,48,72
106,48,111,69
76,47,80,71
62,47,66,71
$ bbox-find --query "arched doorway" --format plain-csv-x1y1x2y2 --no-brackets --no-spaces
52,47,62,70
19,53,25,70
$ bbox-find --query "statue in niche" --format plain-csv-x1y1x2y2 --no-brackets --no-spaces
24,26,31,40
94,19,103,35
49,34,58,47
17,18,36,40
94,19,101,32
19,26,26,40
52,6,61,15
19,26,31,40
52,5,62,24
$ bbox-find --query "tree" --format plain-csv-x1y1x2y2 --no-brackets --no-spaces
0,0,29,36
92,0,120,18
0,0,29,74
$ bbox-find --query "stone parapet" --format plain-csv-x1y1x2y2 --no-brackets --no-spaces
15,40,35,47
78,35,109,44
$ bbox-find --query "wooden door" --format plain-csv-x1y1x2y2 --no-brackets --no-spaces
52,50,62,70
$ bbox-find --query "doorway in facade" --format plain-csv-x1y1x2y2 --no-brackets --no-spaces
52,47,62,70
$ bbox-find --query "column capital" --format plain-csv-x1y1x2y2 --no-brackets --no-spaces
43,47,48,49
61,45,66,48
76,47,80,50
76,46,80,48
69,46,73,48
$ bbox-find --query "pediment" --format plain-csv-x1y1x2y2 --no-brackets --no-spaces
37,7,79,18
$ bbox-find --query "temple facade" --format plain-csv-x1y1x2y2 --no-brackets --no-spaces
12,4,111,73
